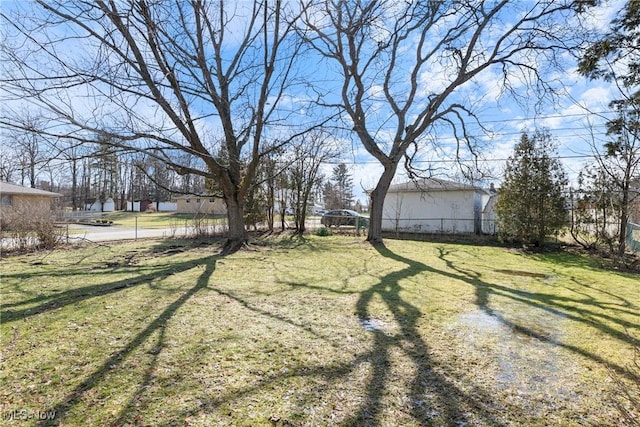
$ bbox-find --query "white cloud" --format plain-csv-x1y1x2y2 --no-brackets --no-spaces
580,0,624,32
418,59,454,97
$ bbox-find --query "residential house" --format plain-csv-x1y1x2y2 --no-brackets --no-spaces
381,178,492,234
481,184,499,234
1,181,62,223
174,195,227,215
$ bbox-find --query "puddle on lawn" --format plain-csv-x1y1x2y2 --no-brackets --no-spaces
360,318,385,332
451,310,582,410
358,317,400,335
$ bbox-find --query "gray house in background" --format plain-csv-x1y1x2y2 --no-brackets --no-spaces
381,178,496,234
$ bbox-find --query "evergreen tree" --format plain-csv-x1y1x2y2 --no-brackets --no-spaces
329,163,354,209
578,0,640,102
244,184,268,231
496,131,568,246
322,182,341,210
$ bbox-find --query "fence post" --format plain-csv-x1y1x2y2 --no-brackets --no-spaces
135,216,138,241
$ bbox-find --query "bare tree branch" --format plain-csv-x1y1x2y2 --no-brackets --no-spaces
1,0,315,250
298,0,585,243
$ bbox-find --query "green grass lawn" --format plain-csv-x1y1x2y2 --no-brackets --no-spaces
101,211,227,229
1,236,638,426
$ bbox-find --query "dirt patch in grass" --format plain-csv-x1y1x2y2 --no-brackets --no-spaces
494,269,550,279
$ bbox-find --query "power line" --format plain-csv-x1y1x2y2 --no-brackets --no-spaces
476,110,617,125
326,154,597,165
434,127,611,142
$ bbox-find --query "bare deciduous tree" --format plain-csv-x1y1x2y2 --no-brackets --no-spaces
288,130,339,233
592,102,640,256
299,0,585,243
9,115,49,188
1,0,314,251
0,147,18,183
577,0,640,257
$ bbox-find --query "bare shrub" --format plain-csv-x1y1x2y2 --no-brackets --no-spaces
5,219,36,251
33,215,62,249
166,216,180,238
191,211,211,237
1,202,62,250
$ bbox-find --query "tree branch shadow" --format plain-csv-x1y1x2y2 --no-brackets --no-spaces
35,256,219,426
344,242,639,425
435,246,640,382
147,243,504,426
342,243,505,426
15,239,637,425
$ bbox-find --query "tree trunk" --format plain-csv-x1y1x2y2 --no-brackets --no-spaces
367,164,397,244
29,163,36,188
617,181,630,257
297,205,307,234
71,159,78,211
267,184,274,232
223,195,248,253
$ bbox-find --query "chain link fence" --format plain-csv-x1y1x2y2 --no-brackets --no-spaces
381,217,497,236
627,222,640,253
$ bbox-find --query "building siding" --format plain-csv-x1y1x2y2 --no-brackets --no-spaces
175,197,227,215
382,190,480,234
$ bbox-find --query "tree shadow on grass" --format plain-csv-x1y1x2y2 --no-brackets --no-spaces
1,256,214,323
23,239,638,425
342,243,504,426
435,246,640,382
532,250,640,279
342,243,639,424
34,255,219,426
141,240,639,426
151,243,504,426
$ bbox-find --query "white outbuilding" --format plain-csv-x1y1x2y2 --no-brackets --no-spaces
381,178,494,235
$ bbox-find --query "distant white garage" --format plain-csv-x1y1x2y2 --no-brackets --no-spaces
382,178,493,234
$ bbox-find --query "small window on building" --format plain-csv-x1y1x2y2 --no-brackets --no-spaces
185,199,190,203
1,195,12,206
209,198,214,203
196,198,201,204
